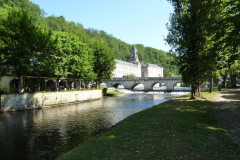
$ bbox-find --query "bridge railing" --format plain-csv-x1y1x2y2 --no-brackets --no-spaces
112,77,182,81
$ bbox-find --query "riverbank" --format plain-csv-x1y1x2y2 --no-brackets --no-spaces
105,91,125,97
59,90,240,160
0,90,102,112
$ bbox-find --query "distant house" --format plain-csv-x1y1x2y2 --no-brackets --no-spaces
113,46,164,78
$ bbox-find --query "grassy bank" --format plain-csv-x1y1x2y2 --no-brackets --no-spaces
60,90,240,160
105,91,125,96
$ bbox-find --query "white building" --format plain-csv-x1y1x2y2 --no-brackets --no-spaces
113,59,141,77
113,46,164,78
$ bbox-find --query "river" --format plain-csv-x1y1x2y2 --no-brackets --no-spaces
0,92,187,160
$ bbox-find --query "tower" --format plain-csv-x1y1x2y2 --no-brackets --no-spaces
130,46,139,64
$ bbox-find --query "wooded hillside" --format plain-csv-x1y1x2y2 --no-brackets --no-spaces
0,0,179,76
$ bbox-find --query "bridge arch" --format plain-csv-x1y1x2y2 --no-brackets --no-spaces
131,83,145,91
69,80,78,90
46,80,57,91
113,83,122,88
104,77,183,91
9,79,19,93
151,82,164,90
59,80,67,90
173,82,190,91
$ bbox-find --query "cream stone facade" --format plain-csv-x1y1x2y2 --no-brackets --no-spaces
113,59,141,77
113,46,164,78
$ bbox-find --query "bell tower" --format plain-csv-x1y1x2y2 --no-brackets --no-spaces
130,46,139,64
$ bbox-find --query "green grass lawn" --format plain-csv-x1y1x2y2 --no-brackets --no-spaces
107,91,125,95
59,90,240,160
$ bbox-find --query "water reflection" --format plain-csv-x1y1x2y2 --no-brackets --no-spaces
0,93,184,160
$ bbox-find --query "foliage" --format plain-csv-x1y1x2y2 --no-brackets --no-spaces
0,8,54,86
124,74,136,78
0,86,7,94
67,33,96,86
0,0,181,93
166,0,229,98
91,40,116,86
0,0,180,80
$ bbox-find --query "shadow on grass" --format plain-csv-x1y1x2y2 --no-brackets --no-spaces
59,92,240,160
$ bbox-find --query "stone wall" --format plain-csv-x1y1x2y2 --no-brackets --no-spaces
0,90,102,112
0,75,24,93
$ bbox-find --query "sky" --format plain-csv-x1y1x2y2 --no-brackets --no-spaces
30,0,173,52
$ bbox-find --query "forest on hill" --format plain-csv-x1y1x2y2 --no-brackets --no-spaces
0,0,179,77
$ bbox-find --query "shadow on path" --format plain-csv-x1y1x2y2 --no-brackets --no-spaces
213,88,240,145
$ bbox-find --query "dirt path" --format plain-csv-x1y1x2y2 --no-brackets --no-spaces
213,88,240,145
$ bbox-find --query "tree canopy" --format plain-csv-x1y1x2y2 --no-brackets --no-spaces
0,0,181,92
167,0,240,98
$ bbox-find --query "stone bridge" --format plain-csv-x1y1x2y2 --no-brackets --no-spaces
104,77,182,91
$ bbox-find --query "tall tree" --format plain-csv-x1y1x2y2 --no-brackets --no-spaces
0,8,53,89
91,40,116,88
68,34,96,89
166,0,224,98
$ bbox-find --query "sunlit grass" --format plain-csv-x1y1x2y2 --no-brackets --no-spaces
59,90,240,160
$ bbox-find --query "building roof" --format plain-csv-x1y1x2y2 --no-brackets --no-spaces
148,63,163,68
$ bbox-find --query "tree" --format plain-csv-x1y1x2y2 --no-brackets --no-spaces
67,34,96,89
166,0,225,98
228,60,240,88
46,32,74,90
0,8,54,89
91,40,116,88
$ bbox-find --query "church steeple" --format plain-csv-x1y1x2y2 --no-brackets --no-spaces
130,46,139,64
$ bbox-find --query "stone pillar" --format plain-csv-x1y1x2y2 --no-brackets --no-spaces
144,87,152,92
143,82,152,92
165,82,174,91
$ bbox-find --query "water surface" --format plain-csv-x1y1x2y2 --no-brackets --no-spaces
0,93,184,160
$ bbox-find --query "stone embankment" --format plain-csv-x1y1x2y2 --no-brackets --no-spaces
0,90,102,112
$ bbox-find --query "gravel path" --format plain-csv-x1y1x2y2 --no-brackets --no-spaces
213,88,240,145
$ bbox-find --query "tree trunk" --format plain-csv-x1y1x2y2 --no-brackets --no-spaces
38,77,41,91
96,80,99,89
56,78,59,91
190,84,195,99
230,74,237,88
17,74,21,90
209,77,213,93
78,78,82,90
222,75,227,88
196,84,202,98
67,78,70,90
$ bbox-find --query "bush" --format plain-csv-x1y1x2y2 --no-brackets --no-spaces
102,88,108,96
124,74,136,78
0,87,8,94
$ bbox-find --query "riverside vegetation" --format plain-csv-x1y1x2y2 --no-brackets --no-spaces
0,0,179,93
59,90,240,160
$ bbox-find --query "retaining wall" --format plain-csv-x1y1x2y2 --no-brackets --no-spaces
0,90,102,112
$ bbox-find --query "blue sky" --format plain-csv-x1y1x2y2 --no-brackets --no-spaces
30,0,173,52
